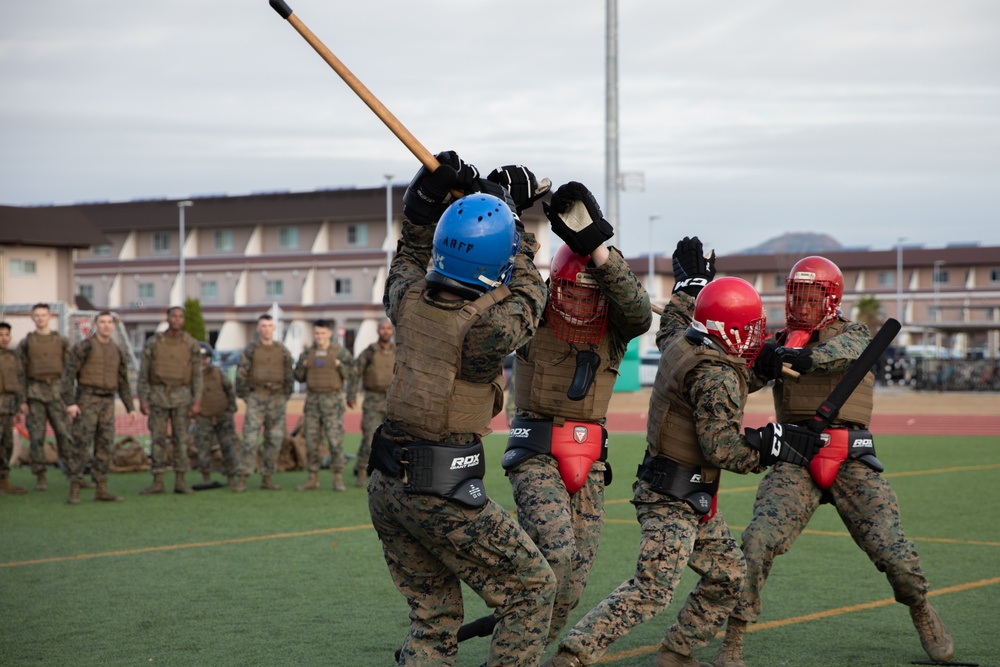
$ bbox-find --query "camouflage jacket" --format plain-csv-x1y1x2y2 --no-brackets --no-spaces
137,331,204,408
15,331,71,402
346,341,396,400
381,220,547,445
61,337,136,412
656,291,765,474
0,348,26,414
235,340,294,399
516,246,652,421
293,343,355,393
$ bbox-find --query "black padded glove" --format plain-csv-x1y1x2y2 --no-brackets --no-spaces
777,347,814,374
402,151,479,226
486,165,551,215
745,423,825,467
542,181,614,256
753,343,784,381
671,236,716,296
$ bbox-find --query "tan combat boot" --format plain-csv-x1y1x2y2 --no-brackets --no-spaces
909,600,954,663
202,471,213,484
232,475,247,493
0,475,28,495
355,469,368,488
713,618,747,667
296,470,320,491
139,473,165,495
226,474,235,487
540,653,584,667
654,647,713,667
332,472,346,492
174,472,194,495
260,474,282,490
66,482,81,505
94,480,124,503
35,471,48,491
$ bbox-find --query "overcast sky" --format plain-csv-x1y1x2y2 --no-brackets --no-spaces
2,0,998,259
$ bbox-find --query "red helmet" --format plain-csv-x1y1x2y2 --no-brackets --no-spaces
693,277,766,364
546,244,609,345
785,256,843,331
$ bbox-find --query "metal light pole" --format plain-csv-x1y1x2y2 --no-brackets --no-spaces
647,215,659,301
605,0,619,245
177,200,193,304
895,237,906,324
384,175,393,286
934,260,945,359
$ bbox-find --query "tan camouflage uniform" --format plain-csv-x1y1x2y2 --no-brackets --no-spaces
346,340,395,476
553,291,767,664
293,342,355,474
192,364,239,479
137,331,203,474
235,340,294,477
61,338,135,484
0,347,27,485
16,332,74,476
507,247,652,642
368,219,555,667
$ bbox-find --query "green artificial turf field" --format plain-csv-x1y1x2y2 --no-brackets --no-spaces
1,434,997,666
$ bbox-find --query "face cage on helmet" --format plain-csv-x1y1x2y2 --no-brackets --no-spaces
547,278,609,345
786,278,839,331
703,315,767,365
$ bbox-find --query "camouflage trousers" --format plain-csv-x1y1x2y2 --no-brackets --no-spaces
148,404,191,474
732,459,930,623
557,479,745,663
68,390,116,483
368,469,556,667
0,413,14,477
192,412,239,477
354,390,387,474
26,397,74,475
303,391,345,473
240,391,287,476
508,455,605,643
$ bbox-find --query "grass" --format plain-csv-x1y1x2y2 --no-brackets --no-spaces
1,434,998,666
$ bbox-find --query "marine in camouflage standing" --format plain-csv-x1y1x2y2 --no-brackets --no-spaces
544,241,824,667
716,256,954,667
470,172,652,645
15,303,75,492
368,151,555,667
137,307,203,496
346,317,395,488
234,314,294,492
61,311,137,504
293,319,355,492
0,322,29,495
192,343,239,486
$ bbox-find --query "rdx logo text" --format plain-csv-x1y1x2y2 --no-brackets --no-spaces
450,454,481,470
509,428,532,438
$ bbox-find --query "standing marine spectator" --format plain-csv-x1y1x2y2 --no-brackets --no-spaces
137,306,203,496
62,311,136,504
192,343,238,486
293,319,354,491
368,151,555,666
15,303,75,491
715,256,954,666
234,314,293,492
346,317,395,488
0,322,28,495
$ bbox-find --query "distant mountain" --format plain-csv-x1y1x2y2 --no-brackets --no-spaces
737,232,843,255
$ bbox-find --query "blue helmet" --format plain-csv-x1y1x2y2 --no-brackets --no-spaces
427,194,519,296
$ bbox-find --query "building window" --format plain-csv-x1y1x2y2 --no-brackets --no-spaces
92,244,112,256
138,283,155,300
989,269,1000,283
79,284,94,300
10,259,37,275
152,232,170,254
773,274,785,289
348,224,368,246
934,269,949,284
334,278,352,297
877,271,895,287
201,281,218,302
214,230,234,251
279,227,299,250
266,279,284,298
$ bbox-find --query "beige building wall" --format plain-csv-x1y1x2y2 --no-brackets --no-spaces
0,245,75,306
